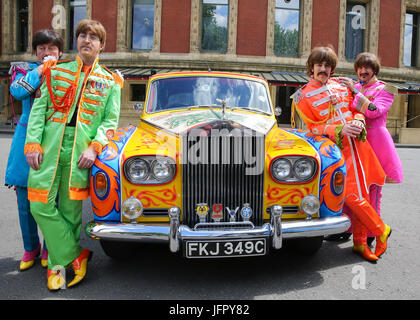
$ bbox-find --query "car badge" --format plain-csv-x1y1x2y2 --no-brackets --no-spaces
225,206,239,222
241,203,253,221
196,203,209,222
211,204,223,222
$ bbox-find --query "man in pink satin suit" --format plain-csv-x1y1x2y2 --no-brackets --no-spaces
339,52,403,243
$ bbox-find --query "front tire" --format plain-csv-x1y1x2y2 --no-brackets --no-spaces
293,236,324,255
100,240,137,260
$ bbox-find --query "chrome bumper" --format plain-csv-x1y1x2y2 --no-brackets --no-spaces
85,206,351,253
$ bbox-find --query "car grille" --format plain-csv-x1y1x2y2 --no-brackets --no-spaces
182,129,265,228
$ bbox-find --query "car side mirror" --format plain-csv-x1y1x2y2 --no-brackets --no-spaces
134,103,143,115
274,107,282,117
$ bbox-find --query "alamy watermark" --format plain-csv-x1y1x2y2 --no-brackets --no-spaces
51,265,66,289
351,265,366,290
155,127,265,176
350,5,366,30
51,5,66,30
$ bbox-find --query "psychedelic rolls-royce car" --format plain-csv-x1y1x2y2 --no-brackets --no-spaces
85,71,351,259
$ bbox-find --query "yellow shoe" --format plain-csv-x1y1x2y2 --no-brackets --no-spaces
41,248,48,268
41,259,48,268
19,244,41,271
47,269,66,291
19,259,35,271
375,224,392,258
67,249,92,288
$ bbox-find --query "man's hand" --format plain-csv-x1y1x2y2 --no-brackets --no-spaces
37,56,57,77
340,120,364,138
337,77,355,92
26,152,43,170
78,146,98,169
36,64,44,77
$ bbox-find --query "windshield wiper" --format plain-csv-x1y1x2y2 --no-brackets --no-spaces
230,107,271,116
187,104,219,110
187,104,223,119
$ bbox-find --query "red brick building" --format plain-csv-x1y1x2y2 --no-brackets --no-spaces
1,0,419,143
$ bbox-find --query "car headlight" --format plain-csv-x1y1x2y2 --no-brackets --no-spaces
122,196,143,220
152,159,174,180
271,156,317,183
293,158,316,180
124,156,176,184
125,158,149,183
271,158,292,181
301,194,320,217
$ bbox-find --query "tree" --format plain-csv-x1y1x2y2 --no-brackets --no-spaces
274,23,299,57
201,4,228,52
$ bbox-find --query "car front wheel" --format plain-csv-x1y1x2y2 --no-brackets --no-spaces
100,240,138,260
292,236,324,255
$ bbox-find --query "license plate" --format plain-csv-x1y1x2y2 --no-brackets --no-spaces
185,238,266,258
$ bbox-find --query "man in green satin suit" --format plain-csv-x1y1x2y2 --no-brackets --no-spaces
25,19,122,290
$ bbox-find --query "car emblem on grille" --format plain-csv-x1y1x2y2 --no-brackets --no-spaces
225,206,239,222
241,203,253,221
211,204,223,222
196,203,209,222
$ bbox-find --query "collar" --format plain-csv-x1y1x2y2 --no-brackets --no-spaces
309,77,327,87
76,55,99,72
360,76,378,87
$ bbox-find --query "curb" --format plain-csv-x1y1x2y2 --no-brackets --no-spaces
395,144,420,149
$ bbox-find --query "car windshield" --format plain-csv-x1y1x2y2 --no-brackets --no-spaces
146,76,272,114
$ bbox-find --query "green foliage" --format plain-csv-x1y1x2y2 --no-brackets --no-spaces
201,4,228,52
274,23,299,57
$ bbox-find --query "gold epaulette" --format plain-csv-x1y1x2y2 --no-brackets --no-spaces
383,83,398,96
290,86,305,128
290,87,304,104
101,65,124,88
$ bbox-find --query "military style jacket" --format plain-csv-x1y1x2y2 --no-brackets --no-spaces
6,62,41,187
291,77,385,199
291,78,369,144
24,56,122,203
352,78,403,184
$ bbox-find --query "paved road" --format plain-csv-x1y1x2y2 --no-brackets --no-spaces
0,133,419,303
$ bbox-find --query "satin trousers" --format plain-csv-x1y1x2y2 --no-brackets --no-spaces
30,127,82,268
